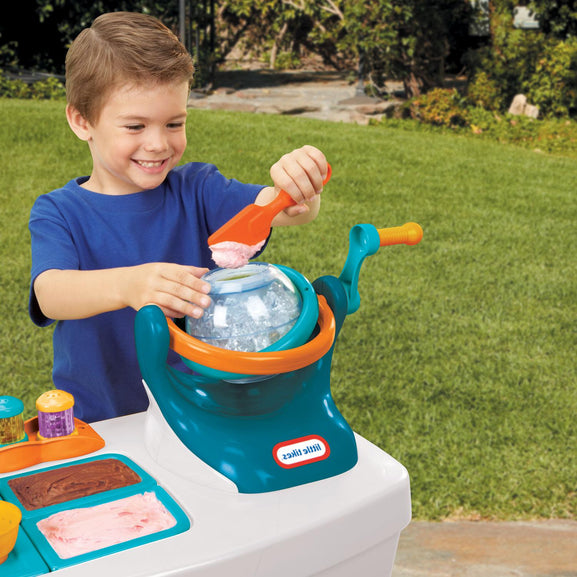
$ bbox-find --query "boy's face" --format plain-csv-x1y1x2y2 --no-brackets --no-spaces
77,81,190,195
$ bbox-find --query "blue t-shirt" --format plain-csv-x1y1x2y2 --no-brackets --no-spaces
29,163,265,423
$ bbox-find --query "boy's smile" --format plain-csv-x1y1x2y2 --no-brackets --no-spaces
71,81,190,195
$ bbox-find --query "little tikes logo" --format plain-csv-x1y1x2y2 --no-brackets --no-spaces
273,435,330,468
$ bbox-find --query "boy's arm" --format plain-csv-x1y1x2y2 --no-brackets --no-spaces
34,263,211,321
255,145,327,227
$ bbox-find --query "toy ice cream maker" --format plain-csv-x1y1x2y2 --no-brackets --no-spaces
0,221,422,577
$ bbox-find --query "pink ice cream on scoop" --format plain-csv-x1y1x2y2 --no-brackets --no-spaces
37,492,176,559
210,240,265,269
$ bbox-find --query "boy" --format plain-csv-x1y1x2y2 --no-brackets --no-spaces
28,12,328,423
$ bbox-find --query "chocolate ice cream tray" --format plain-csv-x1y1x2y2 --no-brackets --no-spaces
0,453,156,518
0,454,190,574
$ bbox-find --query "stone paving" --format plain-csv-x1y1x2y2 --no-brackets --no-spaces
188,69,401,124
393,519,577,577
190,69,577,577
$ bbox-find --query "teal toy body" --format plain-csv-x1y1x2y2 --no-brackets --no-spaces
134,223,422,494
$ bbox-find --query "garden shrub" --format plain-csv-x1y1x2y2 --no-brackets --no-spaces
524,38,577,118
466,71,503,111
0,71,65,100
409,88,468,128
464,106,499,133
28,76,66,100
464,7,577,119
0,72,29,98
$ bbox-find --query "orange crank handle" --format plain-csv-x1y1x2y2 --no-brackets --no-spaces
378,222,423,247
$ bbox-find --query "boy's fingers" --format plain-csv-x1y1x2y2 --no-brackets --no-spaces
150,265,212,316
167,280,211,309
298,145,327,188
271,148,326,203
282,204,309,218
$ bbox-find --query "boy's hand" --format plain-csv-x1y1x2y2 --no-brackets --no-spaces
269,145,328,218
34,264,212,322
124,263,211,319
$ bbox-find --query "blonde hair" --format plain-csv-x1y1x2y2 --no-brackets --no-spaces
65,12,194,124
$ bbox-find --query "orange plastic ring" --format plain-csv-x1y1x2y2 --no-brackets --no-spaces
167,295,336,375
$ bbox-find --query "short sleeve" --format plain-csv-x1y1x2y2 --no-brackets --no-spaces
28,194,79,326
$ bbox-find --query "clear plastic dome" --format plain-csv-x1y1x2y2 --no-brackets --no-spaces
185,263,302,352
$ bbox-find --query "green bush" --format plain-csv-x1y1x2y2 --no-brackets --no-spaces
466,71,503,111
271,52,302,70
469,12,546,111
464,8,577,118
0,71,65,100
464,110,577,157
525,38,577,118
28,76,66,100
465,106,500,132
380,102,577,159
0,73,29,98
472,113,541,144
409,88,469,127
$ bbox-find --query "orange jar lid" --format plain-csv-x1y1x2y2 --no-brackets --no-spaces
36,390,74,413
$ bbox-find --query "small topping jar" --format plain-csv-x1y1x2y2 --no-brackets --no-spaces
0,396,26,446
36,390,75,439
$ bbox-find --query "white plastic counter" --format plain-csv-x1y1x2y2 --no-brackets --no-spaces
4,411,411,577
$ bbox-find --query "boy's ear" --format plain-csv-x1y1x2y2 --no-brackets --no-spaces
66,104,92,141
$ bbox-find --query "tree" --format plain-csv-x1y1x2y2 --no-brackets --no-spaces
528,0,577,38
465,0,577,117
3,0,473,96
0,0,181,73
337,0,472,98
35,0,180,44
213,1,344,69
215,0,472,98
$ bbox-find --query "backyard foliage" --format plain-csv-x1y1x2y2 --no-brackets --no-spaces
338,0,471,98
0,73,65,100
3,1,577,115
373,87,577,160
465,0,577,117
1,99,575,520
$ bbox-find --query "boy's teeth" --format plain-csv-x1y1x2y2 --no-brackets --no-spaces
138,160,161,168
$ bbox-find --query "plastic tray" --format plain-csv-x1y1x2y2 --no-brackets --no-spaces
0,417,105,474
1,454,190,573
22,485,190,571
0,453,156,519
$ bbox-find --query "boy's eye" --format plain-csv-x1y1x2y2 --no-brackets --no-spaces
167,122,185,129
126,124,144,131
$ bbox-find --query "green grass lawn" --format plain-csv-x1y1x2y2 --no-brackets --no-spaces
1,99,575,521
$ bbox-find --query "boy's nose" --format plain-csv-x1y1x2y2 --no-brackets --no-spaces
143,129,168,152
